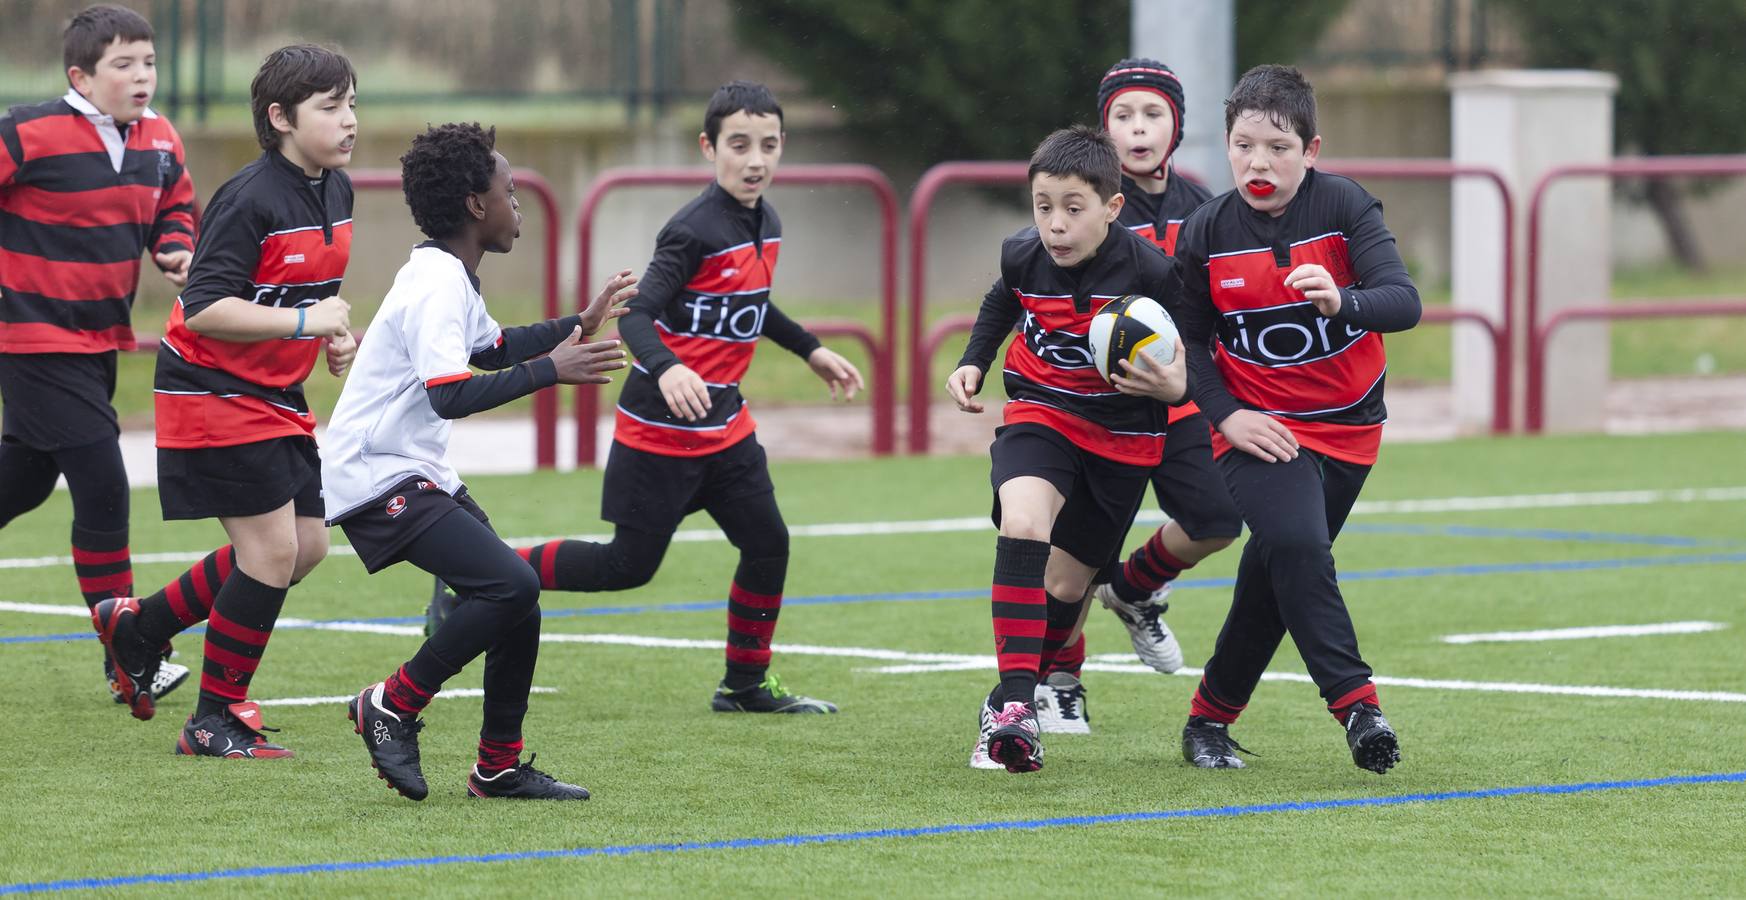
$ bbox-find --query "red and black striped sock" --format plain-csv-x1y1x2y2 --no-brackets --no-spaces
134,545,234,647
1050,634,1086,679
477,736,523,774
724,581,782,691
1037,592,1081,675
1115,528,1192,605
1328,683,1381,722
1190,677,1247,724
516,541,566,590
382,663,437,717
992,537,1050,706
70,524,131,610
195,570,287,719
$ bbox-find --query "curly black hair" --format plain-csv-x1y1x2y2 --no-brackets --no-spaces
399,123,497,239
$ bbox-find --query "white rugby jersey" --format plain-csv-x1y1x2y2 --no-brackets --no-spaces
322,245,503,521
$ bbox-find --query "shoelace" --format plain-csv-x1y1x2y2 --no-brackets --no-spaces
515,753,556,785
1193,721,1257,757
990,701,1033,728
760,673,791,699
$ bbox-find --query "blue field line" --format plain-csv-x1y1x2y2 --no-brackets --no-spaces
3,770,1741,895
1341,523,1741,548
6,551,1746,647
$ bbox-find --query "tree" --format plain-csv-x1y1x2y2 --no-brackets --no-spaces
1489,0,1746,270
730,1,1354,170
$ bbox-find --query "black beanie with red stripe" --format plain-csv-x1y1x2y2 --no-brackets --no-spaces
1097,58,1186,158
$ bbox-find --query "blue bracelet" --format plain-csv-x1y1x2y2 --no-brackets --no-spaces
292,308,305,339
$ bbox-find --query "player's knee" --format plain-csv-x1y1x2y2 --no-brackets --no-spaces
291,533,329,581
1044,571,1090,603
1264,531,1331,564
732,526,788,561
503,562,543,613
997,510,1051,541
236,539,298,584
1194,533,1238,557
608,541,662,589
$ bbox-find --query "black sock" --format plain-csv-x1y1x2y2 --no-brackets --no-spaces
992,537,1050,707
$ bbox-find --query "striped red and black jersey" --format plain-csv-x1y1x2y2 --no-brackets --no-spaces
153,151,353,449
0,97,196,354
613,182,821,457
958,224,1183,467
1118,168,1212,425
1174,168,1421,466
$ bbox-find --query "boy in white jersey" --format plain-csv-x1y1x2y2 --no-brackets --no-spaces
323,123,632,801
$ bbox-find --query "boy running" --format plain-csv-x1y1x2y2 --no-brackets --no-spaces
1032,59,1246,735
947,125,1189,773
0,4,196,700
1173,65,1416,774
93,45,359,760
433,81,862,714
333,124,629,801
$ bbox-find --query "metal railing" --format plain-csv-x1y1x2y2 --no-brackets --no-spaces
1524,156,1746,432
905,159,1514,453
573,165,900,467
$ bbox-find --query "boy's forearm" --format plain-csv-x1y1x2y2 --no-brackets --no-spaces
956,281,1021,373
760,301,822,360
469,315,584,370
182,298,305,342
618,308,680,378
424,359,557,420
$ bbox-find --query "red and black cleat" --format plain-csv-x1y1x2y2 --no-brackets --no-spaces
91,597,159,721
348,683,428,801
175,701,294,759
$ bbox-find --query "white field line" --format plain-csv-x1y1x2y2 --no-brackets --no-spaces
0,601,92,617
1442,621,1729,644
3,485,1744,571
7,603,1744,705
259,686,557,707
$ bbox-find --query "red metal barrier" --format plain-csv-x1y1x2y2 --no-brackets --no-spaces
1525,156,1746,432
1529,298,1746,430
573,166,899,467
129,169,566,468
905,160,1514,453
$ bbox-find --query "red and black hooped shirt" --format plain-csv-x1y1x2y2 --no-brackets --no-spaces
1117,168,1212,425
614,182,821,457
1173,168,1420,465
154,151,353,449
958,224,1183,468
0,96,196,354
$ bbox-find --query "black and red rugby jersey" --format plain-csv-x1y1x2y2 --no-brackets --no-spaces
154,151,353,449
1117,168,1211,425
0,97,196,354
1116,169,1210,256
1173,168,1420,466
958,223,1182,468
613,182,820,457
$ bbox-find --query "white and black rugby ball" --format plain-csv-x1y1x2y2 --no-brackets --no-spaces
1088,294,1178,383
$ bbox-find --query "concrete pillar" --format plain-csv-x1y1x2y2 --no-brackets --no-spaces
1132,0,1234,189
1449,70,1617,432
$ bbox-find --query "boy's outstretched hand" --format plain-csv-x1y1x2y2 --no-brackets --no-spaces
325,329,357,377
581,269,638,336
808,347,864,402
155,250,192,287
945,364,985,414
548,326,626,385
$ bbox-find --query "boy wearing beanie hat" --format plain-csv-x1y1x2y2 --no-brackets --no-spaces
1030,60,1244,737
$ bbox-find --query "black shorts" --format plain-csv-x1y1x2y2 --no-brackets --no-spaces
1143,411,1244,541
601,434,775,534
989,423,1151,570
335,476,490,574
157,436,324,521
0,351,119,451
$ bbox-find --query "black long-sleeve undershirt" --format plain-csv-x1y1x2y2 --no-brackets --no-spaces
423,313,581,420
956,278,1022,375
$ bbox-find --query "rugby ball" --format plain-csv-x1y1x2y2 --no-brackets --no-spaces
1089,295,1178,384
